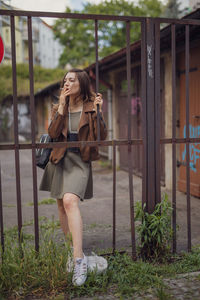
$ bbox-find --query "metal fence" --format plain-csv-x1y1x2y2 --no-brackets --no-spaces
0,9,200,259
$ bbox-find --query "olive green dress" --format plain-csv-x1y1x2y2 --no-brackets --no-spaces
39,111,93,200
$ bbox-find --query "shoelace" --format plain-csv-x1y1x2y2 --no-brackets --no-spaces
74,259,86,278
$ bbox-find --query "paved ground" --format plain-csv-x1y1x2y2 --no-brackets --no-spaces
1,149,200,252
1,149,200,299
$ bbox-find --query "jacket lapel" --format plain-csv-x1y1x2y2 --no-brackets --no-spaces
62,103,69,137
78,100,94,131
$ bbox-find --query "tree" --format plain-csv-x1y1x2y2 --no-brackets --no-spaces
163,0,182,18
53,0,164,67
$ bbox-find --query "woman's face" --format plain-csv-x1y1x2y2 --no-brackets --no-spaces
63,72,80,96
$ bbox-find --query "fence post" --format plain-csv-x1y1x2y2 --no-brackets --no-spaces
142,18,161,214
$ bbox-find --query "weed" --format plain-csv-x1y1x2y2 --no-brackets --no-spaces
85,223,112,230
155,285,172,300
0,218,200,299
3,204,16,208
4,226,34,241
26,198,56,206
135,193,173,261
98,160,112,169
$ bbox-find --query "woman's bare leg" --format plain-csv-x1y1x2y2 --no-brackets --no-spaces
63,193,83,260
57,199,70,240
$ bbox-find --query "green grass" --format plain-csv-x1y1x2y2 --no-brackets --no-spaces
0,220,200,299
26,198,57,206
98,159,112,169
3,204,16,207
85,223,112,230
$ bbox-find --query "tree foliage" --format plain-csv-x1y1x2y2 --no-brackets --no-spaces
163,0,182,18
0,64,64,101
53,0,164,67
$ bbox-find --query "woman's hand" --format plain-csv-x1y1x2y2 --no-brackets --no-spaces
59,86,69,106
94,93,103,113
58,86,69,115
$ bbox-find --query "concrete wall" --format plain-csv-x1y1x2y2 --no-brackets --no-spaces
0,97,31,142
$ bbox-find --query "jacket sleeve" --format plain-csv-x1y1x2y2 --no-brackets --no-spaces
92,111,107,141
48,108,65,139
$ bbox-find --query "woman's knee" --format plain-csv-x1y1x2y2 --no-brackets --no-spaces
63,193,79,211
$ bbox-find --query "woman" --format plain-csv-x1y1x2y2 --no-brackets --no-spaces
39,69,107,286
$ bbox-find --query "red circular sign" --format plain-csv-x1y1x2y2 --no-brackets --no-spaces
0,35,5,64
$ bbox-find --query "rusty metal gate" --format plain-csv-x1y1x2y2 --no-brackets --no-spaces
0,9,200,259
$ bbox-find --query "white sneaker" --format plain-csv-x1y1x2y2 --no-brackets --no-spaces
87,252,108,274
72,254,88,286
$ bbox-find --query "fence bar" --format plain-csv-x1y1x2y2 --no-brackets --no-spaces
185,25,191,252
1,9,200,25
154,20,161,204
141,20,147,208
0,164,4,254
126,21,136,260
112,141,116,253
0,9,148,22
95,19,100,141
146,19,157,212
0,139,144,151
2,136,200,152
10,15,23,245
27,16,39,252
171,24,177,253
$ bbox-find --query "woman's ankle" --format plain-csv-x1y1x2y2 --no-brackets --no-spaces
73,249,84,260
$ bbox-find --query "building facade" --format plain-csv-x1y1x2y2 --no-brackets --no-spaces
86,9,200,198
0,0,63,68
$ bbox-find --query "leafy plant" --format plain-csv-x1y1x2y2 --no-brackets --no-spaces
135,193,173,261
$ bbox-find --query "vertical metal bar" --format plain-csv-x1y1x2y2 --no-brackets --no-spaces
126,21,136,260
154,20,161,204
171,23,177,253
146,18,156,213
127,21,132,143
95,19,100,141
10,15,23,244
112,141,116,254
95,19,99,93
141,20,147,208
185,25,191,252
27,16,39,252
0,164,4,254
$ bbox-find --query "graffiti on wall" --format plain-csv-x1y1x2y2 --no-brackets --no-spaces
181,124,200,172
131,97,141,115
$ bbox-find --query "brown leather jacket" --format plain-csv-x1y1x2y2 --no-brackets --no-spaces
48,99,107,164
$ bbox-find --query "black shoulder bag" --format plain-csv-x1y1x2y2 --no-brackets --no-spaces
36,134,52,169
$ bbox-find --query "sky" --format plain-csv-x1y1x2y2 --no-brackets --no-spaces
10,0,101,24
10,0,102,25
11,0,92,12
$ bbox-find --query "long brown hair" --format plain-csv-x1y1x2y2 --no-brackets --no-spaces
60,68,94,105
